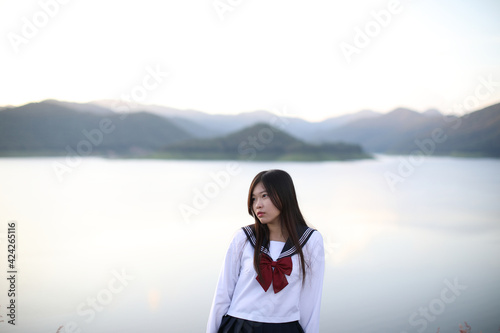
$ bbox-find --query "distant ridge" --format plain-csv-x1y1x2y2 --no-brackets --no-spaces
43,99,115,115
321,103,500,156
432,103,500,157
90,99,380,140
320,108,440,152
422,108,442,117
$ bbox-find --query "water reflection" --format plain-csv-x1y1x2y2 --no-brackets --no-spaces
0,156,498,333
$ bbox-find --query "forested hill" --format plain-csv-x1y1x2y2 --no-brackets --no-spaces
0,102,192,156
154,123,370,161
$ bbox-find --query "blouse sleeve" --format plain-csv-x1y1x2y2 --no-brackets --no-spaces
206,229,247,333
299,231,325,333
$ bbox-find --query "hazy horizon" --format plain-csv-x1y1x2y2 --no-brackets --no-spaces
2,0,500,122
2,97,499,123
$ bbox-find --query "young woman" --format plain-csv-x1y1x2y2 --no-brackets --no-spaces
207,169,325,333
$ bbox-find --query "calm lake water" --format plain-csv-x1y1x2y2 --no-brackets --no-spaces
0,156,499,333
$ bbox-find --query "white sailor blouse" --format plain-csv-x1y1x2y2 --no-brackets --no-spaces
207,224,325,333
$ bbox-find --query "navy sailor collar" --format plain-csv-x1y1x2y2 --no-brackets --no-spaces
242,224,316,259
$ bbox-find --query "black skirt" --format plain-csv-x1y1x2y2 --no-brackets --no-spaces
218,315,305,333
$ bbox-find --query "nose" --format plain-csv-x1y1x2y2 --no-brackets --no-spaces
254,198,263,208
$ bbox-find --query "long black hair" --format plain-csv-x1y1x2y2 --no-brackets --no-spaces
247,169,309,282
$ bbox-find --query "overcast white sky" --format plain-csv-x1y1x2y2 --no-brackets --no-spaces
1,0,499,121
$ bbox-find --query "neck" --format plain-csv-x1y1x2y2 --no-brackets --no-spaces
267,222,287,242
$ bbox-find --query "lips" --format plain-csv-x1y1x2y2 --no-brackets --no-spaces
257,212,264,217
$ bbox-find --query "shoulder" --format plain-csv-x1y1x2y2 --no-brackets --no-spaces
240,224,256,243
303,228,323,249
228,227,249,248
223,228,249,260
233,228,248,241
302,229,324,266
297,224,321,245
308,229,323,241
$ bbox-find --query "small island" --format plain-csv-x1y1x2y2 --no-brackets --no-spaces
148,123,371,161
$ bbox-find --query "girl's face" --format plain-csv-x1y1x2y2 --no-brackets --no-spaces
252,182,280,226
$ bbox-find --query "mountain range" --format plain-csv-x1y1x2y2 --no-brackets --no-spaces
0,99,499,158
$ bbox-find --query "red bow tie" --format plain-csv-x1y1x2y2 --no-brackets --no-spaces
256,254,293,293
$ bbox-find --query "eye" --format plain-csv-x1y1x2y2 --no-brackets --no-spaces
262,193,268,198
